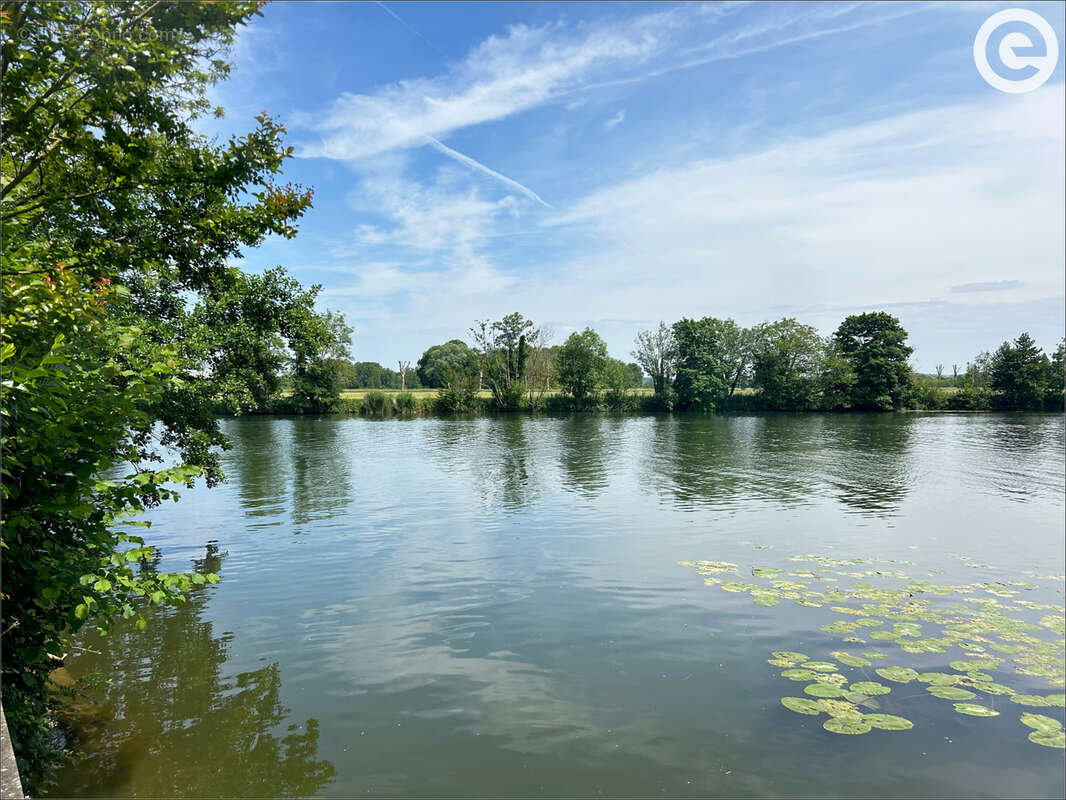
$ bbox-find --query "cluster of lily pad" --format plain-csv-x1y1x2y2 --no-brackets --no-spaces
680,555,1066,746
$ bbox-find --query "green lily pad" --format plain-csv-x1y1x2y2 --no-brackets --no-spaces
1028,730,1065,748
781,697,823,715
772,651,808,663
953,703,999,717
1044,694,1066,706
916,673,959,686
862,652,888,660
803,661,839,672
1010,694,1055,707
821,621,859,634
849,681,891,696
861,713,913,731
812,673,849,685
855,618,884,628
832,651,871,667
817,699,862,718
804,683,846,698
971,682,1016,696
928,686,977,700
950,659,999,672
893,623,922,637
876,667,919,683
869,630,900,640
781,669,818,681
1019,713,1063,734
823,716,871,734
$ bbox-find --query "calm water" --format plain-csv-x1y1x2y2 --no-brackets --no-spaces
46,413,1065,798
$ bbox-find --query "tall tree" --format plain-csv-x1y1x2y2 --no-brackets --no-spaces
988,332,1051,411
832,312,914,410
557,328,609,408
1,3,337,785
416,339,478,389
671,317,729,411
632,322,677,400
751,318,825,411
470,312,535,410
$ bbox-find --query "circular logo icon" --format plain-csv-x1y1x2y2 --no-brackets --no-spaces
974,8,1059,93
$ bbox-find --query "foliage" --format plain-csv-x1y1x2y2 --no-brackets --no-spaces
988,333,1054,411
632,322,677,402
832,313,914,410
672,317,730,411
557,328,609,408
0,2,345,787
416,339,478,389
470,313,535,411
751,318,824,411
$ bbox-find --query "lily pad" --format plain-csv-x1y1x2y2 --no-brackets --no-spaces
821,621,859,634
876,667,919,683
928,686,977,700
1027,730,1066,748
849,681,891,696
772,651,809,663
861,713,913,731
1019,713,1062,734
916,673,958,686
803,661,839,672
781,697,823,715
869,630,900,640
804,683,847,698
971,682,1015,696
1010,694,1055,707
817,699,862,718
823,716,871,734
953,703,999,717
832,651,871,667
781,669,818,681
1044,694,1066,706
862,652,888,660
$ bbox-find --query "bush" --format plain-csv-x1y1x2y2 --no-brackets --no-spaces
394,392,416,415
361,391,390,416
944,387,991,411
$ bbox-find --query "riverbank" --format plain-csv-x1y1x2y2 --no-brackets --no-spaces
250,386,1062,417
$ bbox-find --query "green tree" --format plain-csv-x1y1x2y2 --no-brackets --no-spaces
557,328,608,408
417,339,478,388
751,318,825,410
988,332,1051,411
470,312,535,410
832,312,914,410
625,362,644,388
1,2,332,786
672,317,729,411
632,322,677,399
1048,339,1065,411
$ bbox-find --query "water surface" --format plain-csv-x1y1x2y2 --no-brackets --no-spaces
47,414,1066,798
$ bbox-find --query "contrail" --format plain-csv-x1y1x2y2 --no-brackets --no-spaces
423,135,553,209
374,2,448,59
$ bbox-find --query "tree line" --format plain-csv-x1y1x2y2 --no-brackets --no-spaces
336,312,1063,414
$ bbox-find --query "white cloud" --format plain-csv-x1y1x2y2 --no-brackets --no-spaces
604,109,626,131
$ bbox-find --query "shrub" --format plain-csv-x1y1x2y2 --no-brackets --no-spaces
394,392,417,415
361,391,390,416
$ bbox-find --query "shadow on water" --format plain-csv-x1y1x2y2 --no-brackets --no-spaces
43,545,336,799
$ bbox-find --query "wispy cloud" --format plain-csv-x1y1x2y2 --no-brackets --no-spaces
604,109,626,131
951,280,1025,294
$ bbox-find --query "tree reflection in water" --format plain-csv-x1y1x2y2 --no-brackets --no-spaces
44,544,335,798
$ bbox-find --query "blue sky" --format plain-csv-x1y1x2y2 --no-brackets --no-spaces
206,1,1065,372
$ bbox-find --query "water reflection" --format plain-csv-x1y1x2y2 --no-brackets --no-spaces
45,545,335,798
820,415,916,515
557,415,612,497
